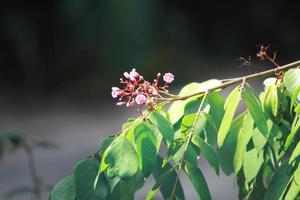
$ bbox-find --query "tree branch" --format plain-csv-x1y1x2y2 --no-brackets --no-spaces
169,60,300,102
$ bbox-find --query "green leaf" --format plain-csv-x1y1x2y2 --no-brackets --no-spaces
122,119,135,131
290,85,300,112
283,115,300,154
233,113,254,174
151,157,185,200
285,166,300,200
74,158,108,200
184,162,212,200
134,123,157,177
243,149,264,183
110,170,145,200
264,163,291,200
218,113,245,175
168,82,202,124
289,121,300,165
192,135,219,175
206,92,225,129
242,85,269,137
217,86,240,148
171,142,198,166
99,136,115,153
263,85,279,117
181,113,208,137
103,136,139,179
252,128,267,153
146,167,174,200
49,175,76,200
149,112,174,147
283,68,300,100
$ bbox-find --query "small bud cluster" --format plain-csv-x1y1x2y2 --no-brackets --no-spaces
111,68,174,107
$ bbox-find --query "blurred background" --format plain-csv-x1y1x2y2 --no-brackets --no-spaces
0,0,300,199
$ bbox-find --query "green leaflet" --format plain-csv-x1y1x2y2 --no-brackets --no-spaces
181,113,208,137
284,166,300,200
49,175,76,200
192,135,219,175
283,68,300,100
102,136,139,179
288,117,300,165
150,157,185,200
264,163,291,200
74,158,108,200
217,86,241,148
134,123,157,177
171,142,198,166
206,92,225,129
218,113,245,175
168,82,202,124
243,149,264,183
291,85,300,112
168,80,221,124
99,136,115,153
263,85,279,117
116,171,145,200
233,113,254,174
149,111,174,147
184,162,212,200
252,128,267,153
283,114,300,154
242,85,269,137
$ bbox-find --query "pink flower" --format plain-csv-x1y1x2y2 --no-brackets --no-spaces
135,94,147,105
111,87,121,98
123,68,139,81
130,68,139,79
163,73,174,83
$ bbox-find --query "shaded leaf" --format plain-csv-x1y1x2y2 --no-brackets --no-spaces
74,158,108,200
184,162,212,200
102,136,138,179
151,157,185,200
49,175,76,200
134,123,157,177
264,163,291,200
206,92,225,129
192,135,219,175
149,112,174,147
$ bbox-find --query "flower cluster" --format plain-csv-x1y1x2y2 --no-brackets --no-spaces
111,68,174,108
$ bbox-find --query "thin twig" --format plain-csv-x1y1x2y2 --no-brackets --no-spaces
24,140,42,200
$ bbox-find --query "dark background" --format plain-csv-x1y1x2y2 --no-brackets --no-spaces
0,1,300,199
1,1,299,103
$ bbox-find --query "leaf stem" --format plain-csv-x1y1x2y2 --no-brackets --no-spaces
168,91,209,200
